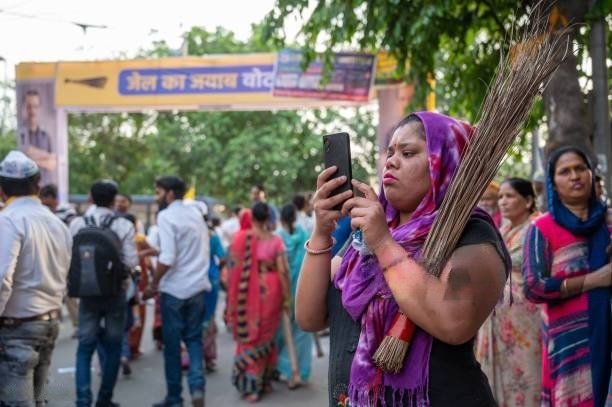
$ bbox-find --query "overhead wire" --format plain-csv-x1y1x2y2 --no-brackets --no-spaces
0,8,108,32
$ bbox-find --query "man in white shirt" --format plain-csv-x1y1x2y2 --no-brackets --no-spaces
219,205,241,248
0,151,72,405
145,176,210,407
70,180,138,407
40,183,78,225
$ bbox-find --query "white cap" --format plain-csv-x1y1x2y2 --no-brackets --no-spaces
0,151,40,179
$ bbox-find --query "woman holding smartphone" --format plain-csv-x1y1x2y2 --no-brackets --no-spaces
296,112,510,406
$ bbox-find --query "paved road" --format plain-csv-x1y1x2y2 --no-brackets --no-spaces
46,296,330,407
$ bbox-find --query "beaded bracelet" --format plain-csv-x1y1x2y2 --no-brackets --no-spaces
304,238,336,255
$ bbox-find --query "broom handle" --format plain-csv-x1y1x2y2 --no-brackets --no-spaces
389,312,416,342
313,332,324,357
282,310,300,379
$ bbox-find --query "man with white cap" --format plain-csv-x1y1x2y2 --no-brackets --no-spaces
0,150,72,405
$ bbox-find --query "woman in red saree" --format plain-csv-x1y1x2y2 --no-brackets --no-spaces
226,203,289,403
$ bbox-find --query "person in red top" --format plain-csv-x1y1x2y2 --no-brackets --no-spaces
225,202,290,403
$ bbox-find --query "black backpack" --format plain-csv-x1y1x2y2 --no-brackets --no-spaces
68,215,125,298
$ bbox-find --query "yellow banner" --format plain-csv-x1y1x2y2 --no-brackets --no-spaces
55,54,291,109
16,62,56,80
18,54,368,111
16,52,422,111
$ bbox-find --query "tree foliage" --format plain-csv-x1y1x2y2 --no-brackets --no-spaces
0,130,16,159
68,26,378,206
262,0,611,177
0,79,17,159
263,0,520,121
262,1,611,122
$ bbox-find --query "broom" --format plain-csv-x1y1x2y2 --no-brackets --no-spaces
373,4,571,373
281,310,302,387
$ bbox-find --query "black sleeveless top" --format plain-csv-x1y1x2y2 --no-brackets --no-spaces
327,218,508,406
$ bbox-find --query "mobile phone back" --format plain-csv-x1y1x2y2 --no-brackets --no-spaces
323,132,352,210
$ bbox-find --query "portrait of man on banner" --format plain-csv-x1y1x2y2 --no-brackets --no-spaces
16,82,57,186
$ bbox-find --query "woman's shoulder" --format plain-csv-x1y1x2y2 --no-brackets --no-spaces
456,217,499,248
531,212,557,231
210,233,225,252
296,225,310,241
277,227,289,240
230,229,249,248
210,232,221,244
272,233,286,250
457,217,510,274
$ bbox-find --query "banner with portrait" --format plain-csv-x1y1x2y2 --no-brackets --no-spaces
14,54,387,203
15,79,59,188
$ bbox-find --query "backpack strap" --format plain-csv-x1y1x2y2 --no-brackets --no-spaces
100,215,118,230
84,216,96,227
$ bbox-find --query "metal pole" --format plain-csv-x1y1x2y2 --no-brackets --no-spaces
589,0,611,194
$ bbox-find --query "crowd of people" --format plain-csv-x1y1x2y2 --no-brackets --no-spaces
0,151,320,407
0,111,610,407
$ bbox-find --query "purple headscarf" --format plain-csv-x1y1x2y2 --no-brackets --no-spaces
334,112,481,406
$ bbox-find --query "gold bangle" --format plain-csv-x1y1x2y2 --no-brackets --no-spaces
561,278,569,297
304,238,336,255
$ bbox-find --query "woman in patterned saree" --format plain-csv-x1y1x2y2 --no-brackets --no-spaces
226,202,289,403
476,178,541,406
523,146,611,406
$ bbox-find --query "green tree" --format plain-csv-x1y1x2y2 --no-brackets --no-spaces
0,78,16,159
68,112,153,193
0,130,16,159
263,0,611,156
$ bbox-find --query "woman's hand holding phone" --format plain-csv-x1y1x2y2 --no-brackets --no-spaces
342,179,394,256
311,166,354,240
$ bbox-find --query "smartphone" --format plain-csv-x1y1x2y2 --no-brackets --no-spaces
323,132,353,210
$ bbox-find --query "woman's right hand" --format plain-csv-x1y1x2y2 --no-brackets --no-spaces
311,166,353,238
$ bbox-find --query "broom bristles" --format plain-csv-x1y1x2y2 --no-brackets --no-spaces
422,3,571,277
373,335,409,374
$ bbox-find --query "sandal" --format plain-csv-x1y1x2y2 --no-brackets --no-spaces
287,378,302,390
244,393,260,403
